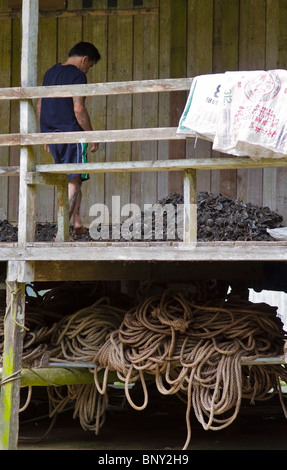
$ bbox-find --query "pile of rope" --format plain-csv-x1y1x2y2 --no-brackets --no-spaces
1,286,287,449
49,296,125,363
46,297,126,434
93,291,287,449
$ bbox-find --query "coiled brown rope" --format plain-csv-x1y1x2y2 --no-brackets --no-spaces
47,383,108,435
93,290,287,449
49,297,125,363
45,296,126,434
1,287,287,449
0,294,127,439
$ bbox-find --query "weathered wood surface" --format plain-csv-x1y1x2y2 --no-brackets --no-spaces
0,367,102,387
0,1,39,452
0,356,285,387
0,78,192,100
17,0,38,246
14,259,267,282
0,242,287,263
183,169,197,243
33,157,287,175
0,127,185,146
8,0,66,10
1,7,158,19
0,280,26,450
0,166,19,176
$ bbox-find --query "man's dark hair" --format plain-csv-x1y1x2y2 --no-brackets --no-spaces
68,42,101,63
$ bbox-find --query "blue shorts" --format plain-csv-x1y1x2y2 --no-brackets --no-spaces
49,142,89,182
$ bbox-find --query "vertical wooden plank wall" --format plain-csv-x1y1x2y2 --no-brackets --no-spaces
37,13,57,222
141,0,159,206
131,0,161,208
2,0,287,225
264,0,279,212
7,15,20,222
105,0,133,213
83,0,108,214
276,0,287,219
0,0,11,220
157,0,170,201
212,0,239,198
131,2,145,207
237,0,266,207
169,0,187,194
186,0,213,195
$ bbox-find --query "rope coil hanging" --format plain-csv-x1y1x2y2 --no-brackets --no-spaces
2,287,287,449
93,291,287,449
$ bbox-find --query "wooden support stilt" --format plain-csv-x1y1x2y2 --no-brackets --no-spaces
0,261,34,450
26,172,70,242
183,169,197,243
17,0,38,246
56,181,70,242
0,0,39,450
0,280,26,450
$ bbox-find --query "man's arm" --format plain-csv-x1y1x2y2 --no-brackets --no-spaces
36,98,41,119
36,98,50,153
73,96,98,152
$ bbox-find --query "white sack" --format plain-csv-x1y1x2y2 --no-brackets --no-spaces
178,70,287,160
177,73,224,141
267,227,287,241
213,70,287,160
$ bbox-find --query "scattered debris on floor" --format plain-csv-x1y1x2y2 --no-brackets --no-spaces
0,192,283,242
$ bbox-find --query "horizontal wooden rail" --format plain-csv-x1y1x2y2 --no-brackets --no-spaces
0,127,184,147
0,7,159,20
33,157,287,176
0,367,117,387
0,78,192,100
0,166,19,176
4,156,287,180
1,355,286,387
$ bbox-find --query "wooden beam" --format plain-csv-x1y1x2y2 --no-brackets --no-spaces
56,182,70,242
0,78,192,100
26,173,67,186
29,260,265,282
34,156,287,176
6,261,35,283
0,279,26,450
1,367,116,387
183,169,197,243
8,0,65,10
0,166,19,176
1,356,286,388
0,128,183,147
0,7,159,20
0,242,287,262
0,0,39,452
17,0,38,246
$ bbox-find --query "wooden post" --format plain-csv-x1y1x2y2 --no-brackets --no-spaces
17,0,39,245
0,0,39,450
183,169,197,243
0,278,26,450
56,181,70,242
0,261,34,450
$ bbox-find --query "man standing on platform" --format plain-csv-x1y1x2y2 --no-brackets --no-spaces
37,41,101,240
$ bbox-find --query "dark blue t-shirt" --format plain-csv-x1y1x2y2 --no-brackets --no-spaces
40,63,87,133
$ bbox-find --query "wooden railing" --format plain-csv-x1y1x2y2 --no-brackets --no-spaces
3,77,287,246
1,0,287,452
